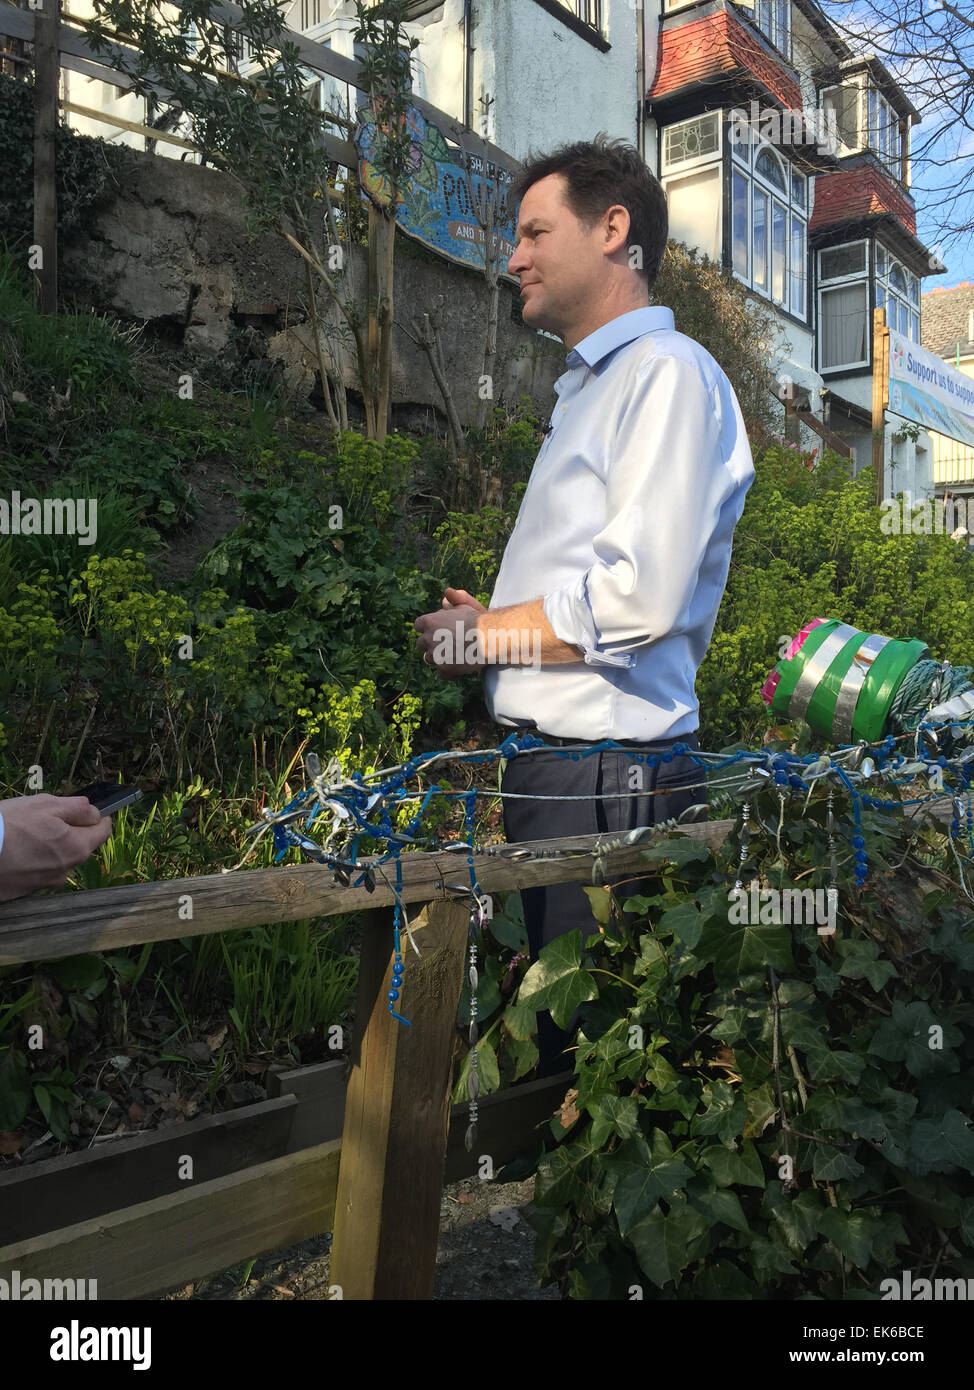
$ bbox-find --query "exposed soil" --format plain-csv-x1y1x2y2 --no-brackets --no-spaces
164,1172,560,1301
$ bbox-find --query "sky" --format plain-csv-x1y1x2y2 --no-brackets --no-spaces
816,0,974,290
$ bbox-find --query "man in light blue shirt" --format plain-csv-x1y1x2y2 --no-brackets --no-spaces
414,134,754,1072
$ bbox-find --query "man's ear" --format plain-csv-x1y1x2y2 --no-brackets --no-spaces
603,204,631,256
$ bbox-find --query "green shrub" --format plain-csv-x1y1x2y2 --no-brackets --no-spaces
0,74,121,252
500,796,974,1299
698,445,974,748
199,434,444,696
654,240,779,433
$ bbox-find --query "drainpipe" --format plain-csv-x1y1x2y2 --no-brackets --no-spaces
637,0,646,160
462,0,473,130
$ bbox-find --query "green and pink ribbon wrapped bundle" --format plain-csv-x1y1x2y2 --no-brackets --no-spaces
761,618,974,742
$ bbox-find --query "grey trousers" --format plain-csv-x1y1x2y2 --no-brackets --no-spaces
500,734,704,1075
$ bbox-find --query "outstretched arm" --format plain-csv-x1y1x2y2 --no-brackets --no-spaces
0,795,112,903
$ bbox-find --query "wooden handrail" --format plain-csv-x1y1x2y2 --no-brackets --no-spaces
0,821,735,965
0,0,521,175
785,398,853,459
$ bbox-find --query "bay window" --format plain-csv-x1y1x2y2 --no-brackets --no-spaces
754,0,790,59
819,79,906,177
818,240,869,370
732,169,748,277
868,88,902,179
820,84,861,153
663,112,721,172
730,118,807,317
662,114,723,262
876,247,919,342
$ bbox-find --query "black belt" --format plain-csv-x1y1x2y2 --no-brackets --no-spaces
534,732,694,750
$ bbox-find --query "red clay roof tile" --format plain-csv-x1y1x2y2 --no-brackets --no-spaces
649,10,802,111
809,166,916,234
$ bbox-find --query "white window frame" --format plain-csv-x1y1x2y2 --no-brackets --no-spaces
661,112,723,175
819,80,864,154
789,211,806,318
819,238,868,284
731,165,750,281
729,113,808,319
817,240,870,371
875,246,919,344
754,0,791,60
867,87,903,180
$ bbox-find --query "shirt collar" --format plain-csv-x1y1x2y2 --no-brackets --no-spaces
564,306,675,373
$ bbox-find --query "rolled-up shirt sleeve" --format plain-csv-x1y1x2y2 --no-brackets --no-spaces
542,353,738,665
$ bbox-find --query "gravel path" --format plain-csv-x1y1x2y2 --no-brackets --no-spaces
165,1173,560,1301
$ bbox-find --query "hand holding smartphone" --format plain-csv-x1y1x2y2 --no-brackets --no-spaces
77,781,144,818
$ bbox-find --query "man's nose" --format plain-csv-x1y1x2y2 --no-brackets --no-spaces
507,245,528,276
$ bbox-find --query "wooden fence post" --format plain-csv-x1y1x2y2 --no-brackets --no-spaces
32,0,60,315
330,898,468,1300
872,306,889,506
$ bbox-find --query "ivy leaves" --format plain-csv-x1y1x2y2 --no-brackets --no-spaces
515,790,974,1299
603,1131,692,1237
516,933,598,1030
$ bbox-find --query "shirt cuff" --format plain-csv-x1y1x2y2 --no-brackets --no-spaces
543,579,636,669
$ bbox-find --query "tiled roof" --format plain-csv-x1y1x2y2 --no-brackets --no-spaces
925,281,974,295
809,166,916,235
649,10,802,111
921,282,974,357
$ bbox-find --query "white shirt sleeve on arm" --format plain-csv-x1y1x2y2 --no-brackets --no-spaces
542,353,738,664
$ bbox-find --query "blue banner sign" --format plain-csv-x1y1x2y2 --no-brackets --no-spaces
354,104,518,277
888,330,974,450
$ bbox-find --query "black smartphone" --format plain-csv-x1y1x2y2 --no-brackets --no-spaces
77,782,144,818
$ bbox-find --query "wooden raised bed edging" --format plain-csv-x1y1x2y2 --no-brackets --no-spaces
0,1054,572,1249
0,1069,574,1296
0,1139,343,1301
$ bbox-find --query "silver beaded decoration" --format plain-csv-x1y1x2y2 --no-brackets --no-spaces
464,897,485,1153
733,801,751,893
823,788,839,936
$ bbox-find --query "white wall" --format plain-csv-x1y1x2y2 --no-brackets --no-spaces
61,0,159,150
477,0,638,159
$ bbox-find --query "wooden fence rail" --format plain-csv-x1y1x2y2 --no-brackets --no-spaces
0,794,958,1296
0,821,734,965
0,821,735,1299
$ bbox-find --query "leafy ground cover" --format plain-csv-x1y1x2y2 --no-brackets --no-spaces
2,241,973,1302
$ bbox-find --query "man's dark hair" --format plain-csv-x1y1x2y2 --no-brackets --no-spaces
509,132,668,290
